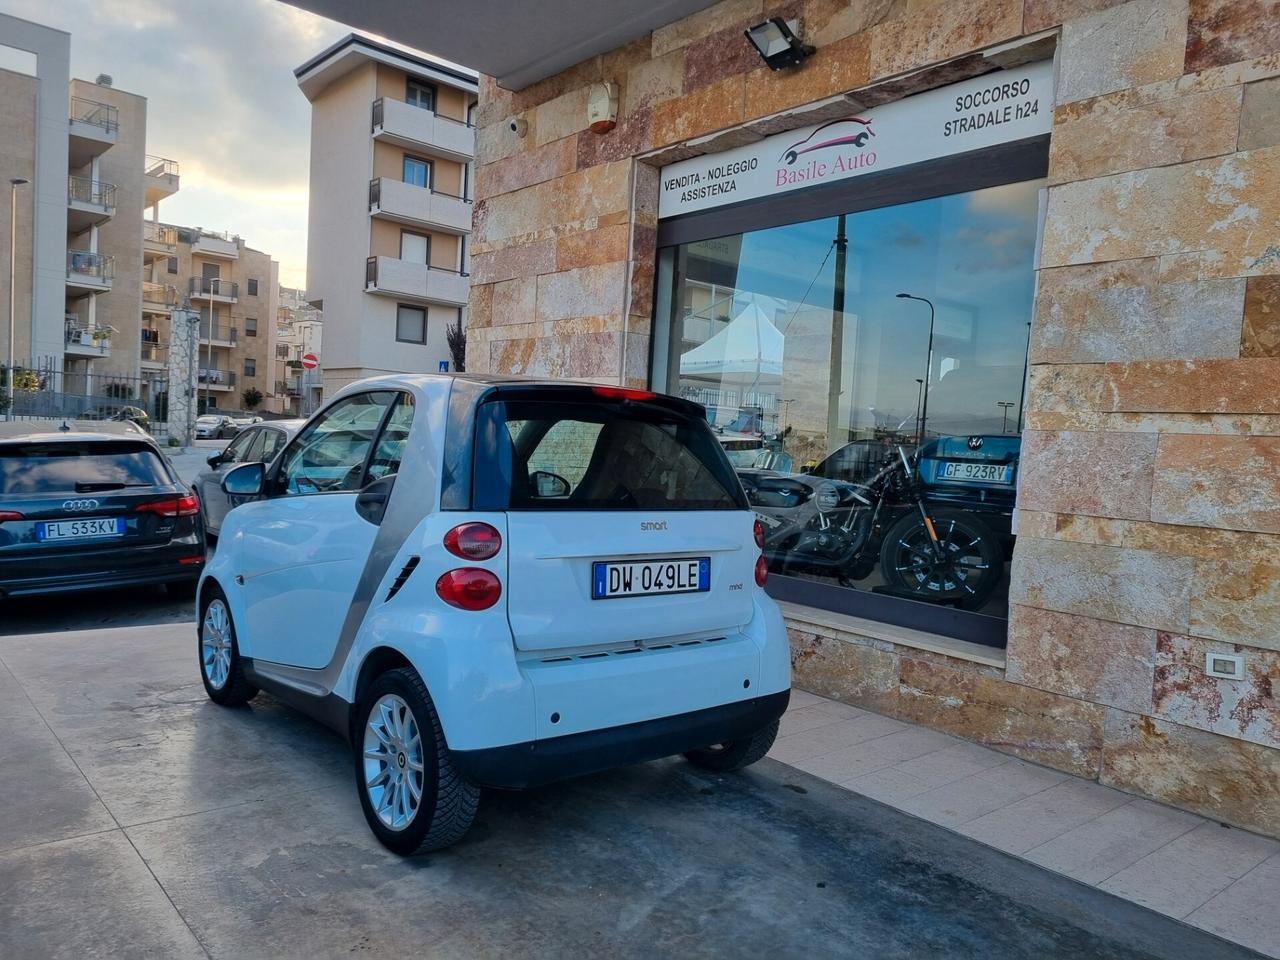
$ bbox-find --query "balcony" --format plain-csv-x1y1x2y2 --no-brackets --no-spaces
142,281,178,312
197,320,238,347
68,96,118,166
197,368,236,392
67,176,116,232
64,318,111,359
65,251,114,294
143,221,178,259
191,230,239,260
189,276,239,303
365,255,470,308
371,97,474,163
140,331,167,368
143,156,180,205
369,177,472,236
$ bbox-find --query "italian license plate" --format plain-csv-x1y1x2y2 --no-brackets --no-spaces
37,517,125,541
592,557,710,600
937,461,1014,484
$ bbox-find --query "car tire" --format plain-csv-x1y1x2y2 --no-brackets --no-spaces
198,585,258,706
354,667,480,856
683,719,779,772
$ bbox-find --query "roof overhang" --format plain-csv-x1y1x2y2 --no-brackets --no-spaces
282,0,721,90
296,33,479,100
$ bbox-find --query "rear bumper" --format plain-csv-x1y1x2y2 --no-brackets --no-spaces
0,554,204,598
451,689,790,789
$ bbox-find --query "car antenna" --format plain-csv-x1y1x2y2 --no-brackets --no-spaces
59,420,71,432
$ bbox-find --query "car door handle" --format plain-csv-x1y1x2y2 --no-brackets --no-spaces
355,475,396,525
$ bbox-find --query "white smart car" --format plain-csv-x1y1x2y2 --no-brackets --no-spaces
198,374,791,854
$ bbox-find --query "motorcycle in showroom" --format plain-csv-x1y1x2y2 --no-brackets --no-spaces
736,444,1004,611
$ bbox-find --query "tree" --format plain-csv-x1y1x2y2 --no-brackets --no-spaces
242,387,263,410
446,313,466,373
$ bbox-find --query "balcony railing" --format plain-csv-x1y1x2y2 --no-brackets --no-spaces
197,368,236,387
197,321,238,343
68,175,116,208
144,155,179,178
66,250,114,281
142,281,177,306
69,96,119,134
371,96,474,131
144,221,178,246
189,277,239,299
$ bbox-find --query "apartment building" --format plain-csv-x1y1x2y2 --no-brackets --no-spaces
296,35,477,396
1,13,180,403
275,285,323,416
140,226,282,413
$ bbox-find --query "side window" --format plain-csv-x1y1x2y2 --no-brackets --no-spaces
366,394,415,482
277,392,393,495
243,430,269,464
222,430,257,464
259,429,285,462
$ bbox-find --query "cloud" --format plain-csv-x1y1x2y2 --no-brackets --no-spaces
0,0,349,285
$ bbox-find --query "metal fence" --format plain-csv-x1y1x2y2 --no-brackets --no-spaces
1,362,171,437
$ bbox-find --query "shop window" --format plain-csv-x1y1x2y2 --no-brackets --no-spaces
396,305,426,343
654,179,1043,646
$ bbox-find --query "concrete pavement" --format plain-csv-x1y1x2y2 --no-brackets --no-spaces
0,622,1264,960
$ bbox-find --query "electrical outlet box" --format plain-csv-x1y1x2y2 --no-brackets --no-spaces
1205,652,1244,680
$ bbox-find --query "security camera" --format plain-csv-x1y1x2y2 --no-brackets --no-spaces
509,117,528,137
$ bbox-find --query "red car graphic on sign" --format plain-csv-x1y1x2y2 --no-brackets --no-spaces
780,118,875,165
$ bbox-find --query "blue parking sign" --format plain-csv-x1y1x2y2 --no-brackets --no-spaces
439,360,449,372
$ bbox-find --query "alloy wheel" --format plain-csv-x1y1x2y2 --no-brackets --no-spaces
362,693,426,831
201,598,233,689
890,517,989,598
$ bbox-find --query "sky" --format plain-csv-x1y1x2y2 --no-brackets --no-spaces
0,0,353,288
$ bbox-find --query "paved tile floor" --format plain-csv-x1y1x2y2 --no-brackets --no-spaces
770,689,1280,958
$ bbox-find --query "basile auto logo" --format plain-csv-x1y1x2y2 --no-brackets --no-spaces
776,117,877,186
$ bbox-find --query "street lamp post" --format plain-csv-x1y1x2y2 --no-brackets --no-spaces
896,293,935,443
6,177,30,421
913,378,924,444
184,305,201,446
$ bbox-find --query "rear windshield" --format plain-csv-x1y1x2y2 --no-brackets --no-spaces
474,399,746,511
0,442,170,495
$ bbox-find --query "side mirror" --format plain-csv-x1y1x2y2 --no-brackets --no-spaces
206,452,225,468
530,470,570,498
222,461,265,496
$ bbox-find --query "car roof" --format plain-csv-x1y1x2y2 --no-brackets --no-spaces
255,419,305,433
0,420,154,444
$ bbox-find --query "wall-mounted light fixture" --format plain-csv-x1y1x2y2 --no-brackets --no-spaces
745,17,814,71
588,81,619,134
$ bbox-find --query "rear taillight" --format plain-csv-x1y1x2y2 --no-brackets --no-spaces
592,385,656,402
443,522,502,560
753,518,765,549
0,511,23,523
135,494,200,518
755,554,769,588
436,568,502,611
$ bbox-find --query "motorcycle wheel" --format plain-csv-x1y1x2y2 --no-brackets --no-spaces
878,508,1002,611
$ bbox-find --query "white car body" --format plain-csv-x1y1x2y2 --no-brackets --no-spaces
198,373,790,849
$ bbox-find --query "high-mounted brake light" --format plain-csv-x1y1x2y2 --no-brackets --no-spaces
436,568,502,611
591,385,656,402
134,494,200,518
753,518,766,549
755,554,769,588
444,522,502,560
0,511,24,523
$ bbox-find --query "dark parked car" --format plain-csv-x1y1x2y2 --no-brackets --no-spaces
192,419,303,539
0,421,204,600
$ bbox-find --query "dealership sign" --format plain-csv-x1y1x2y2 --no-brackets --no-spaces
658,59,1053,218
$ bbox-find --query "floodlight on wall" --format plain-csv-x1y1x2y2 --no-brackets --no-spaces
745,18,814,71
